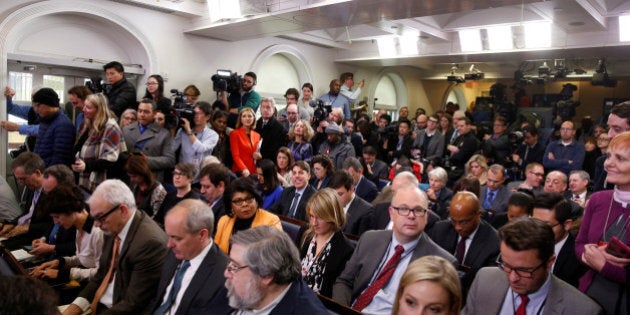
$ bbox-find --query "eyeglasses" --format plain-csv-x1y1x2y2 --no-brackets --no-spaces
496,257,546,278
225,262,249,275
173,171,185,177
391,206,427,217
597,137,610,141
145,82,158,86
231,196,254,205
94,204,121,223
528,171,544,177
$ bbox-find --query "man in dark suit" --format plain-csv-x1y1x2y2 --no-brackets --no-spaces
64,179,168,315
343,157,378,203
543,170,583,219
329,170,373,237
446,117,480,184
463,218,602,315
122,98,175,182
385,118,414,163
255,97,287,160
532,193,587,288
269,161,316,221
198,163,231,232
225,226,327,314
566,170,591,208
512,125,545,170
412,114,444,161
428,191,500,293
147,199,231,314
333,185,457,314
479,164,512,214
361,145,389,186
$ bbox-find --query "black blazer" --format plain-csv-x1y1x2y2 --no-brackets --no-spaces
343,196,374,237
269,185,317,222
427,220,500,291
268,278,328,315
370,201,440,234
553,233,587,288
255,117,287,161
432,188,454,219
515,141,545,166
146,243,232,315
210,196,226,234
299,231,355,298
354,176,378,203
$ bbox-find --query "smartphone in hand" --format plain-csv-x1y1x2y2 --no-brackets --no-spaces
605,236,630,258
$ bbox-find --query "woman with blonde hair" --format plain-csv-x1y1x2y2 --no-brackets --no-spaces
287,119,314,163
465,154,489,186
299,188,354,297
229,107,260,177
71,93,125,192
392,255,462,315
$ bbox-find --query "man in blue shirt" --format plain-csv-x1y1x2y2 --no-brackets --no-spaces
542,121,585,176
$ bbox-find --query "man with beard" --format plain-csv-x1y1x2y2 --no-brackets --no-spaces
317,122,355,170
319,79,351,119
221,71,261,128
224,226,327,314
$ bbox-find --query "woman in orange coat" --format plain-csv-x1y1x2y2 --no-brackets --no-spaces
229,107,261,177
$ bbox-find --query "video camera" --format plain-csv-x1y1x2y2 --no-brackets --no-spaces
312,99,332,127
211,70,242,94
85,77,111,94
169,89,195,129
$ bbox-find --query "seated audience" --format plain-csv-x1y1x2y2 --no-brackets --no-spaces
465,154,488,186
452,174,481,198
310,154,334,190
155,162,204,226
463,218,602,315
491,191,534,229
567,170,591,208
0,276,59,315
426,167,454,219
225,226,328,313
328,170,373,236
198,163,231,232
479,164,511,214
0,175,23,225
119,108,137,129
125,153,167,219
318,121,355,170
343,157,378,203
214,177,282,254
276,146,294,187
507,162,545,195
392,256,462,315
300,188,355,297
256,159,283,210
361,145,389,186
269,161,316,221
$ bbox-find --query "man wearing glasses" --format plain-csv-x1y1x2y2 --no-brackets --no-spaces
428,191,500,296
508,162,545,195
333,184,456,314
463,218,602,315
224,226,327,314
64,179,167,315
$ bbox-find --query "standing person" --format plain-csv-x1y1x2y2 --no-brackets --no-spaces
255,97,287,161
575,132,630,314
300,189,355,298
210,110,232,168
224,226,328,314
339,72,364,104
287,119,314,163
102,61,137,118
299,82,316,121
71,93,125,192
172,101,218,176
229,108,260,177
221,71,261,128
446,118,480,184
463,218,602,315
67,86,93,133
319,79,351,119
122,98,175,183
143,74,171,115
412,114,444,161
62,179,168,315
543,120,585,176
32,87,76,167
593,102,630,191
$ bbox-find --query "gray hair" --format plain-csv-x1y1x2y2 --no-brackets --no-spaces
488,164,505,178
230,226,300,284
89,179,136,210
200,155,221,169
428,167,447,184
392,171,419,190
260,97,276,107
570,170,590,181
342,157,362,172
172,199,215,236
548,170,568,184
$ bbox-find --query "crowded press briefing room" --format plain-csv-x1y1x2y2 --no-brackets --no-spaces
0,0,629,314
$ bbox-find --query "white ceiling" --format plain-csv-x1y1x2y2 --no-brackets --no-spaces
111,0,630,78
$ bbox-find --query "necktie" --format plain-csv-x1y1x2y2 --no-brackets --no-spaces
515,294,529,315
48,224,61,245
574,194,580,202
288,192,301,218
455,236,468,264
483,191,495,209
92,236,121,314
522,146,530,164
153,260,191,315
353,245,404,311
18,189,41,225
139,125,146,134
450,130,459,144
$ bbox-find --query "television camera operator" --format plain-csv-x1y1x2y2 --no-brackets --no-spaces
215,71,261,128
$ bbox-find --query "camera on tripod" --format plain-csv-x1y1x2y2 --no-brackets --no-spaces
211,70,242,94
169,89,195,129
312,99,332,127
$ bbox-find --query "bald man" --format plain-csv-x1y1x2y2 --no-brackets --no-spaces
428,191,500,294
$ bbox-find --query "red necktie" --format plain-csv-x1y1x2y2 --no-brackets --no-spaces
353,245,404,311
515,294,529,315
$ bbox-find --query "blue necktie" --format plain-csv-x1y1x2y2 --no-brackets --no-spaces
48,224,60,244
483,191,495,209
153,260,190,315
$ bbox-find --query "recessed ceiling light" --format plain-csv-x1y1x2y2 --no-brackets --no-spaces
569,21,585,26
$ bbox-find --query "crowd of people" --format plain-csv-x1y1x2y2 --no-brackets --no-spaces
0,60,628,314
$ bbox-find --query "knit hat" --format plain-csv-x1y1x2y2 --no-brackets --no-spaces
325,121,343,134
32,88,60,107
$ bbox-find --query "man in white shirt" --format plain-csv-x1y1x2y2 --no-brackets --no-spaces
568,170,590,207
148,199,231,314
339,72,364,104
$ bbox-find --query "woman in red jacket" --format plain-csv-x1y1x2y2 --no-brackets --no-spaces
229,107,260,177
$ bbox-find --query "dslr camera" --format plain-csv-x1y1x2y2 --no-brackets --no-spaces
312,99,332,127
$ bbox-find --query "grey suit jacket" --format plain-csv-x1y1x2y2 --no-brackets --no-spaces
413,129,445,160
480,185,511,213
332,230,457,306
123,121,175,182
79,210,168,314
342,195,374,237
463,267,603,315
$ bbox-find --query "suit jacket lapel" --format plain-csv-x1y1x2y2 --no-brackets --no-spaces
177,244,221,314
119,211,142,261
543,277,564,315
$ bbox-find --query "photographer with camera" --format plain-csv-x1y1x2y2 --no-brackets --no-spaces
219,71,261,128
319,79,351,120
102,61,137,118
172,101,218,178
